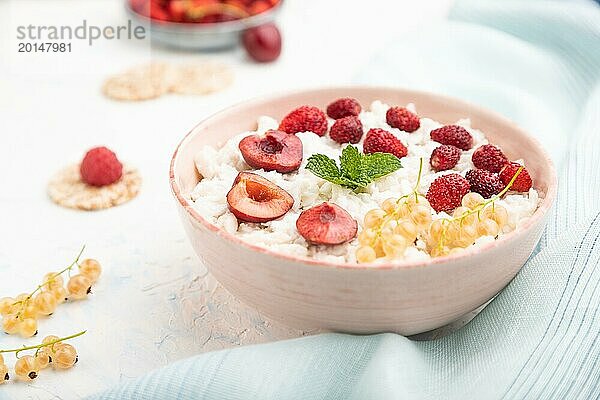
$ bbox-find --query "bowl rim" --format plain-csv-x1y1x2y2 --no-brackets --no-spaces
170,86,558,271
126,0,283,33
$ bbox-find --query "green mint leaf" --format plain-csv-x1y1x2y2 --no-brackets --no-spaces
306,148,402,191
305,154,345,185
361,152,403,179
339,176,368,190
339,145,363,181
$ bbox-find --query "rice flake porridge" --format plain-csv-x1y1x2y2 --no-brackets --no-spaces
190,99,540,264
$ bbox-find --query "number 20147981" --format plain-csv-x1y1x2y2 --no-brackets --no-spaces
18,42,72,53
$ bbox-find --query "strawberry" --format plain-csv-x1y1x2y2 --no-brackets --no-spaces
472,144,508,173
499,162,533,192
430,145,461,172
329,116,364,144
80,147,123,187
363,128,408,159
386,107,420,133
430,125,473,150
296,203,357,245
326,98,362,120
279,106,328,136
426,173,470,212
465,169,503,198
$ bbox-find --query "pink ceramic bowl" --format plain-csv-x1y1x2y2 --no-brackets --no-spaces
170,87,557,335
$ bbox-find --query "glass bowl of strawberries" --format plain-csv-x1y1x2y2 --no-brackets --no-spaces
127,0,282,50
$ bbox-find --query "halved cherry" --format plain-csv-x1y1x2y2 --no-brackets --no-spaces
238,130,302,173
227,172,294,223
296,203,358,245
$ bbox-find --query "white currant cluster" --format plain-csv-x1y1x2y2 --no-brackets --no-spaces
0,247,101,338
426,167,523,257
355,161,524,262
426,192,508,257
0,331,84,382
356,159,432,263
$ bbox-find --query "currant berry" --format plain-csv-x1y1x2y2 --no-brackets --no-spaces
477,218,500,237
405,195,428,208
358,228,377,245
382,218,398,231
0,297,14,316
0,363,8,383
452,207,476,226
79,259,102,283
35,351,52,369
3,314,20,334
453,224,478,247
382,234,408,258
444,220,462,245
19,318,38,338
34,292,58,316
380,225,395,239
430,246,450,258
372,238,385,258
394,219,418,242
53,344,77,369
363,209,386,229
482,205,508,227
42,335,62,354
461,192,485,210
381,198,398,214
356,246,377,263
15,293,29,303
22,304,39,319
15,355,39,380
67,274,92,299
410,205,433,228
42,272,64,291
395,203,411,218
51,287,69,304
428,219,444,243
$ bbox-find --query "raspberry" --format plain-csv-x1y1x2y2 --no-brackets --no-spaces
329,116,364,144
430,145,461,172
472,144,508,173
426,173,470,212
430,125,473,150
499,162,533,192
386,107,420,133
465,169,503,198
80,147,123,187
363,128,408,159
326,98,362,120
279,106,328,136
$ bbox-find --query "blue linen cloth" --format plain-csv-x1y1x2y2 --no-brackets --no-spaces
91,0,600,398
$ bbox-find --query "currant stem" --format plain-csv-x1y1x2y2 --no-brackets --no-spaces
11,245,86,318
414,157,424,193
396,157,426,205
0,331,86,357
28,245,86,300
